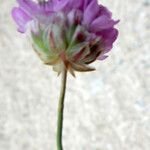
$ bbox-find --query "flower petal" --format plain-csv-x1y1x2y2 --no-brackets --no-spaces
17,0,39,15
17,0,52,16
12,7,32,33
83,0,100,25
91,15,119,32
67,9,83,25
98,55,108,60
67,0,83,10
99,5,112,18
98,28,119,52
83,0,92,10
52,0,69,11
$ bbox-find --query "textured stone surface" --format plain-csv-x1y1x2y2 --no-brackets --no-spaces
0,0,150,150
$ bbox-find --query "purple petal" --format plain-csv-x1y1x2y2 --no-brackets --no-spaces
99,5,112,18
83,0,100,25
98,55,108,60
99,28,119,52
52,0,69,11
17,0,52,16
67,0,83,10
67,9,83,25
12,7,32,33
52,0,83,12
17,0,39,15
39,1,54,14
91,15,119,32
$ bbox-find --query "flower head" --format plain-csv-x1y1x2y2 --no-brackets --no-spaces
12,0,119,75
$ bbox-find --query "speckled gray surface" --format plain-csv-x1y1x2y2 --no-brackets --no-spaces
0,0,150,150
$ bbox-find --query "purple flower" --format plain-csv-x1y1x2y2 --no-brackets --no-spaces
12,0,119,75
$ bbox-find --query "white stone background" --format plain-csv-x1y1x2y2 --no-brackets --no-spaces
0,0,150,150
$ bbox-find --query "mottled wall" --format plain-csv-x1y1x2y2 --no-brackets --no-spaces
0,0,150,150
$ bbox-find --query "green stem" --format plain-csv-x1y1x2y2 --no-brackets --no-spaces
57,65,67,150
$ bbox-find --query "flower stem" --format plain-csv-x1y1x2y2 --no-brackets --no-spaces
57,65,67,150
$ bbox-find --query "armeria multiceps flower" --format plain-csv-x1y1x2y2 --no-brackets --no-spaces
12,0,119,75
